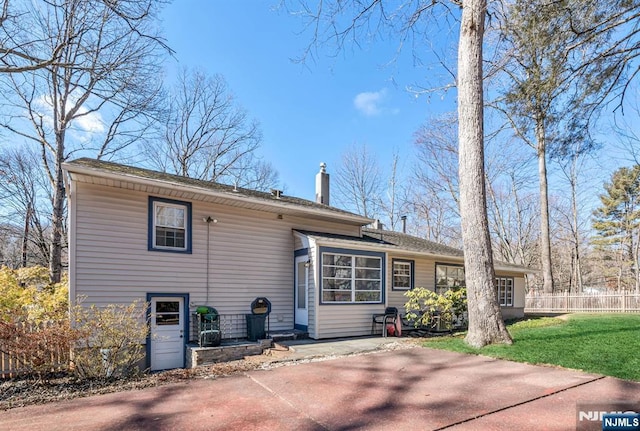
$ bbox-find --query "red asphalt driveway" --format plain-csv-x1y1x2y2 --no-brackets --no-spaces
2,347,639,431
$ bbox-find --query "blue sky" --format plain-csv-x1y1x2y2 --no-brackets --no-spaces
157,1,640,216
159,2,457,200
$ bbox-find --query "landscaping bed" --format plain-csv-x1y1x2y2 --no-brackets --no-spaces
0,352,283,411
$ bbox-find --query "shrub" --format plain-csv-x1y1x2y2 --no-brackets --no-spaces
0,267,149,381
0,266,68,323
404,287,468,330
0,266,74,379
70,300,150,379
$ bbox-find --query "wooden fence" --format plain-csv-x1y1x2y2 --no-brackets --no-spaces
525,291,640,313
1,321,70,379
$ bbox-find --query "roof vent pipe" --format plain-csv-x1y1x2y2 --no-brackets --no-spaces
271,189,282,198
401,215,407,233
315,162,330,205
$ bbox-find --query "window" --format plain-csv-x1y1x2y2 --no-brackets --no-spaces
321,250,384,303
155,300,181,325
435,263,514,307
435,264,465,294
148,197,192,253
496,277,514,306
392,259,414,290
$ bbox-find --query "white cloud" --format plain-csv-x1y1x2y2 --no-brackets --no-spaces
73,107,105,134
34,93,105,141
353,89,388,116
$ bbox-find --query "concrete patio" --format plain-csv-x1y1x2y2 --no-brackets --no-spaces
2,342,638,431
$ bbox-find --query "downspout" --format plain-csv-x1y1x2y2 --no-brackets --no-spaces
204,216,217,304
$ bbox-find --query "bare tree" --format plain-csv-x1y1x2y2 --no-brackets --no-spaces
334,142,383,219
552,141,598,292
412,113,462,245
144,68,277,190
414,113,460,212
0,0,168,282
380,151,411,231
225,153,281,192
494,0,625,293
486,160,539,268
0,145,50,267
565,0,640,109
286,0,512,346
0,0,171,74
0,223,22,267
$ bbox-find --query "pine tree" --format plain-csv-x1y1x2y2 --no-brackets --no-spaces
593,166,640,291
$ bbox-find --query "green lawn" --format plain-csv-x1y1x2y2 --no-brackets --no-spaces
422,314,640,381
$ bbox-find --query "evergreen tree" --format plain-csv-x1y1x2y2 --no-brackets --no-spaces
593,166,640,291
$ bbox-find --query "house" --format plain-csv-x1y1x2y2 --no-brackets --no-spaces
63,158,530,370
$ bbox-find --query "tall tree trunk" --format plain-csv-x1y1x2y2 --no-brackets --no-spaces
571,175,583,292
458,0,512,348
535,120,554,293
634,229,640,292
22,204,31,268
49,139,65,283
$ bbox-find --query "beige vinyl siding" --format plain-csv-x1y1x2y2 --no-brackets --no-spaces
387,255,448,312
513,276,525,308
315,304,382,338
385,258,527,320
71,182,361,337
313,248,386,339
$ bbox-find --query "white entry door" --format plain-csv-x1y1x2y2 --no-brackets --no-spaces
295,256,309,329
150,296,185,371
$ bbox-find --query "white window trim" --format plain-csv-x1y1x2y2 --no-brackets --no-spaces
392,259,414,291
496,277,514,307
153,201,187,251
150,198,191,252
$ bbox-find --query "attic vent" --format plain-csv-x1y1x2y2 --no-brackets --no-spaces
270,189,283,198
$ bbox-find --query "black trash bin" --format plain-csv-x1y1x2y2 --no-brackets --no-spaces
245,314,267,341
246,297,271,341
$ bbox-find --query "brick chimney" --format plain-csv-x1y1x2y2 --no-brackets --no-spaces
315,162,330,205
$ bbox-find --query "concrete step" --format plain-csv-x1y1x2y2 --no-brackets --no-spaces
269,330,308,343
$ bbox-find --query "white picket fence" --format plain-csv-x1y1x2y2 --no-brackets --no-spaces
525,291,640,313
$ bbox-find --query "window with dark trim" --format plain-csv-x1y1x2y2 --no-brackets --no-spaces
392,259,414,290
435,263,465,294
148,197,192,253
321,248,384,304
